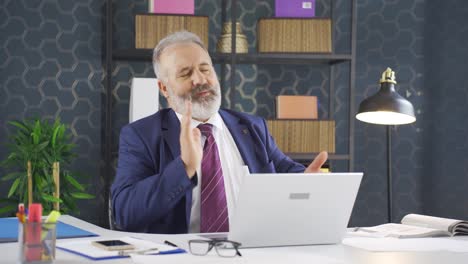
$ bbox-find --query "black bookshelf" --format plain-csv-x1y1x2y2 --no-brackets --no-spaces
104,0,357,227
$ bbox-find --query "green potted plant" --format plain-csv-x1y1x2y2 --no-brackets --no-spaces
0,118,94,215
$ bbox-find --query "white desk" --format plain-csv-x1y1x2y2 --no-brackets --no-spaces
1,216,468,264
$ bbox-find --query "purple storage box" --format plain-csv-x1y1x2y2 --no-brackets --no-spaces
275,0,316,17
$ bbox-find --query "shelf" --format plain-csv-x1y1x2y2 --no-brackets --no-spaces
113,49,351,65
214,53,351,65
113,49,153,61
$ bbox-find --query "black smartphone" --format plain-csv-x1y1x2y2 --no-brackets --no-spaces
91,240,135,251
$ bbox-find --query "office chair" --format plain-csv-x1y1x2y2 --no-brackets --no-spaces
108,195,122,230
129,77,159,123
109,77,159,230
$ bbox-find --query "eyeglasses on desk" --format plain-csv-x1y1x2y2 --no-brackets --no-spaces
188,239,242,257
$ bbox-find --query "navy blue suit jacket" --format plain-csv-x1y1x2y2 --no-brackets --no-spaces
111,108,305,233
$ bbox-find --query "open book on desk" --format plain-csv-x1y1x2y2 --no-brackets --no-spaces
354,214,468,238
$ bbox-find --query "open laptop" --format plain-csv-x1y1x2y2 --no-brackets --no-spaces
218,172,363,248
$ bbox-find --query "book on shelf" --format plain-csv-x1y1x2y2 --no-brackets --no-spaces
276,95,318,119
354,214,468,238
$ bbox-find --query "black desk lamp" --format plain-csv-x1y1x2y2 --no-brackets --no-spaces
356,67,416,223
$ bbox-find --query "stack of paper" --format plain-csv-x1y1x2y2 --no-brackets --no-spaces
343,235,468,252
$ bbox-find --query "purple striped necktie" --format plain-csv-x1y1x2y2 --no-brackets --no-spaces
198,123,229,233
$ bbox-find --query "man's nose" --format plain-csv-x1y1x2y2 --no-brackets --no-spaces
191,69,207,86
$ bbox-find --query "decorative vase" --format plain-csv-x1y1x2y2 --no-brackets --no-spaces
216,22,248,53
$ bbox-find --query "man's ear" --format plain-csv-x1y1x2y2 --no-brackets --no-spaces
158,79,169,98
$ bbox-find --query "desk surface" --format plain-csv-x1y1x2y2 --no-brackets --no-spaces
1,215,468,264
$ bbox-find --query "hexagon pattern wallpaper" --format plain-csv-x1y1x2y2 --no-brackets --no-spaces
1,0,467,228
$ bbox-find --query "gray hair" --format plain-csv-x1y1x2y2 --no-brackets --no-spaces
152,31,208,81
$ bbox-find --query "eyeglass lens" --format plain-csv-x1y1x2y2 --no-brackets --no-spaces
189,240,212,256
214,241,238,257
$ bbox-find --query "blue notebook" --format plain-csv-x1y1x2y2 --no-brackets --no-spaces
0,218,98,243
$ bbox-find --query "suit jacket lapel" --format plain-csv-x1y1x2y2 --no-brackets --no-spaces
161,109,181,159
219,110,259,172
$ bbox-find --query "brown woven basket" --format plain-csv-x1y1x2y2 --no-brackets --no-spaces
257,18,331,53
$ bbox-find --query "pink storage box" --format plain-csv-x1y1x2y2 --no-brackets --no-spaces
149,0,194,14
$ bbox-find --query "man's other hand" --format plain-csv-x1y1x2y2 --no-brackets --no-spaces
304,151,328,173
180,100,202,178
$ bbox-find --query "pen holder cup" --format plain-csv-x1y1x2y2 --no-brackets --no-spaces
18,222,57,264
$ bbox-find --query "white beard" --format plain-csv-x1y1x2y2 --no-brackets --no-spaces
168,83,221,121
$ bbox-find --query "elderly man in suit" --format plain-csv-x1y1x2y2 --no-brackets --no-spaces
111,31,328,234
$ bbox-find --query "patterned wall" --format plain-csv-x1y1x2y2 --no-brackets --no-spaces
423,0,468,219
0,0,106,225
353,0,468,226
1,0,467,227
352,0,426,225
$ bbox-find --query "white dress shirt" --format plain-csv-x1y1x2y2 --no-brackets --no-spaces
175,112,247,233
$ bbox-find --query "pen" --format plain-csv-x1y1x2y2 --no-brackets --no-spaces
164,240,178,247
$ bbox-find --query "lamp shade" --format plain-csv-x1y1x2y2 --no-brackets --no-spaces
356,68,416,125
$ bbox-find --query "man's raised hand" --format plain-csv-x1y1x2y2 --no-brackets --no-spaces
180,100,202,178
304,151,328,173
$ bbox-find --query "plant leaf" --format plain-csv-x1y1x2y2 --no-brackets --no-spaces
52,124,61,149
42,194,62,202
58,124,65,141
8,120,29,133
32,120,41,145
7,178,21,197
42,151,54,164
62,194,76,212
65,174,85,191
1,172,24,181
37,140,50,150
0,204,17,215
70,192,95,199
